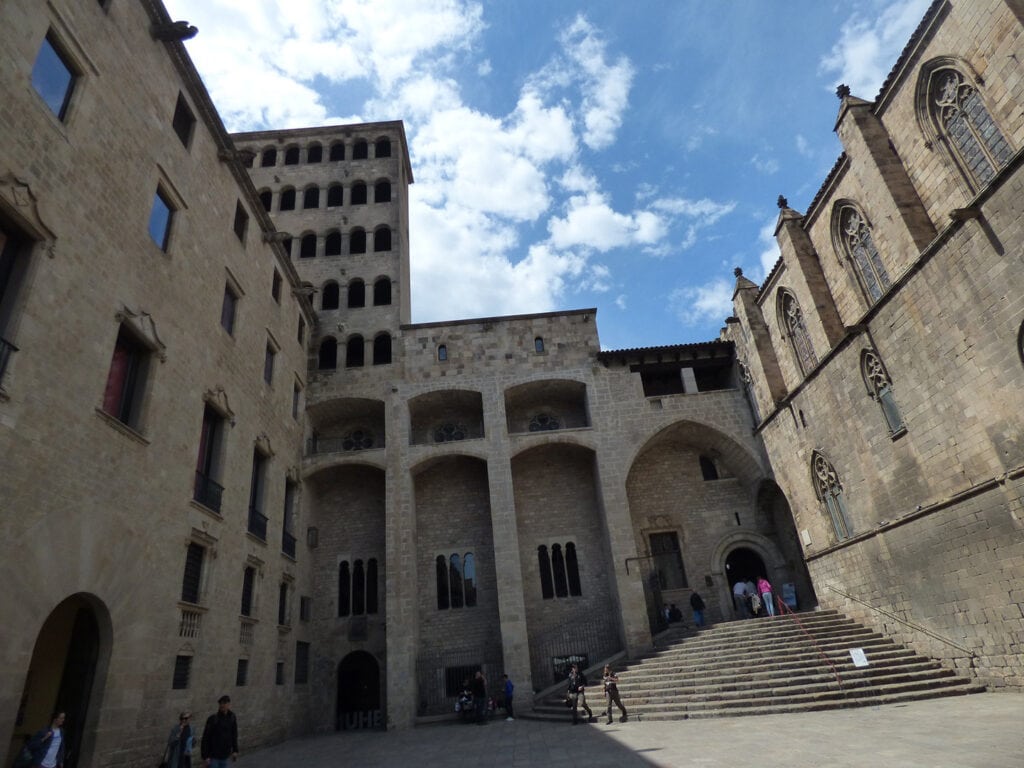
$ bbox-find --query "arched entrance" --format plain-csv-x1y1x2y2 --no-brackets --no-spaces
336,651,382,731
725,546,767,585
9,595,109,768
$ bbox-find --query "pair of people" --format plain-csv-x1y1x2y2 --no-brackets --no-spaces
168,695,238,767
566,663,627,725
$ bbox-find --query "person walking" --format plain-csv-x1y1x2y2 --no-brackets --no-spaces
732,579,751,618
165,711,194,768
502,673,514,721
200,695,238,767
601,665,628,724
26,711,65,768
566,663,594,724
471,670,487,724
757,576,775,617
690,590,706,628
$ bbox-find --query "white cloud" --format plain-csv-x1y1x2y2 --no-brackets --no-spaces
795,134,813,158
614,294,628,310
750,154,780,175
819,0,931,97
669,279,734,327
548,193,665,252
752,219,781,282
651,197,736,252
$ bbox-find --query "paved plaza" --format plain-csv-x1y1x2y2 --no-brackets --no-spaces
240,692,1023,767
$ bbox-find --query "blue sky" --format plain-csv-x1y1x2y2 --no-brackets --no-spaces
165,0,931,350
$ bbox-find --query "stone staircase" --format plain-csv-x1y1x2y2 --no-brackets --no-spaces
528,609,984,721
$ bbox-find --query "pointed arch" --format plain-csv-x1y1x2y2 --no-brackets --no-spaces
811,451,853,541
777,289,817,377
831,202,891,304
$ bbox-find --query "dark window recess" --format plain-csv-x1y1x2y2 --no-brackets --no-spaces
233,201,248,242
172,93,196,147
221,285,237,334
371,278,390,306
101,326,149,427
261,148,276,167
346,336,364,367
318,338,337,370
322,282,340,310
649,532,688,589
278,583,288,625
272,271,282,302
241,566,255,617
347,281,364,308
445,665,477,698
538,546,553,599
353,140,368,159
295,642,310,684
350,183,367,205
275,661,285,685
284,146,300,165
373,228,392,252
235,659,249,686
699,456,718,481
373,334,391,365
325,232,341,256
300,596,312,622
181,543,204,603
303,187,319,209
327,185,343,207
640,368,684,397
258,190,272,212
307,144,323,163
172,656,192,690
375,138,391,158
693,364,732,392
300,234,316,258
279,188,296,211
374,181,391,202
338,561,351,617
349,230,366,254
329,142,345,161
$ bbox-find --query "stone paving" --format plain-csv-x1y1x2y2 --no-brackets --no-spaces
239,692,1023,767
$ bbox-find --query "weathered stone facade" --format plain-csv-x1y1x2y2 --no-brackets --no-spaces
1,0,1020,767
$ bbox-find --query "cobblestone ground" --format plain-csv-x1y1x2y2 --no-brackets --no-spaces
239,693,1023,768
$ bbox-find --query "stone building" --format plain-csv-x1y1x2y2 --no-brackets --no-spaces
0,0,1020,766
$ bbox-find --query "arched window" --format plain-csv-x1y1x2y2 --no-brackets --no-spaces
433,423,466,442
449,554,464,608
374,180,391,202
303,186,319,209
375,138,391,158
538,546,554,599
306,143,322,163
373,278,391,306
318,338,337,370
284,146,299,165
699,456,719,481
529,413,560,431
321,282,339,310
258,189,272,212
463,553,476,607
353,139,368,160
348,280,365,308
279,187,295,211
565,543,581,597
260,147,276,167
778,290,817,376
346,335,364,367
350,182,367,205
329,142,345,161
324,231,341,257
435,556,449,610
327,184,343,207
341,429,373,451
374,228,392,252
373,334,392,365
812,452,853,541
534,337,544,353
437,344,448,362
338,561,351,616
366,559,378,614
861,349,905,435
352,560,366,615
349,229,366,254
299,233,316,259
835,205,890,303
551,544,568,597
927,66,1012,189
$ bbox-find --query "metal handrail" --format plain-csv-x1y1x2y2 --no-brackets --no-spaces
248,506,268,540
774,596,844,691
826,585,975,656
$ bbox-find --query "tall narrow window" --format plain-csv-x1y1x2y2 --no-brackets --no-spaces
327,184,343,207
338,561,351,617
149,189,174,251
375,138,391,158
551,544,568,598
373,228,392,252
284,146,300,165
241,566,255,617
279,188,296,211
352,560,366,615
347,280,365,308
303,186,319,209
0,224,30,387
349,229,366,254
181,543,205,604
282,480,298,556
699,456,719,481
353,140,368,160
272,270,282,303
278,582,289,626
325,231,342,256
366,558,379,614
565,543,581,597
649,533,687,589
300,234,316,259
263,343,276,385
172,93,196,148
295,642,310,684
449,554,464,608
221,284,238,334
373,278,391,306
779,290,817,376
812,453,853,541
101,326,150,429
437,344,448,362
261,148,277,167
235,659,249,687
32,33,76,120
258,190,272,212
929,67,1012,188
346,336,364,368
248,450,268,540
350,183,367,205
374,180,391,202
233,201,248,243
436,556,450,609
836,206,890,303
172,656,192,690
318,338,337,370
861,349,905,435
372,334,391,365
538,546,554,599
329,142,345,161
194,405,225,512
534,337,544,353
322,282,340,310
307,143,322,163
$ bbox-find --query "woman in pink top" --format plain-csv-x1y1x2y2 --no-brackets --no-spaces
757,577,775,616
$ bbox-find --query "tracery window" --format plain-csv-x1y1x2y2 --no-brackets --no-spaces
929,68,1012,188
528,413,560,432
812,452,853,541
341,429,374,451
837,206,890,303
338,558,378,616
433,423,467,443
779,290,817,376
537,542,581,599
436,552,476,609
861,349,905,435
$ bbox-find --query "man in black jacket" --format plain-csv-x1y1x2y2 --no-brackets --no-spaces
200,695,238,767
567,664,594,724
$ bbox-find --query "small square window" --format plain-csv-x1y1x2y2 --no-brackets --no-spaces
149,189,174,251
172,93,196,148
221,284,238,335
264,344,276,385
272,270,282,302
32,33,76,121
236,658,249,687
172,655,192,690
233,201,248,243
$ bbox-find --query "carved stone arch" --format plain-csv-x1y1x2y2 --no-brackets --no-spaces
913,55,984,138
776,288,817,376
0,174,58,257
202,386,235,423
829,201,891,305
859,347,891,399
115,305,167,361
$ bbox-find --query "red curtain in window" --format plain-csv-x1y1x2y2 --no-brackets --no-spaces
102,338,130,417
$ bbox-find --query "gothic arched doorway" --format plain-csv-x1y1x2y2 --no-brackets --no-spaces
336,651,382,731
9,595,109,768
725,546,766,586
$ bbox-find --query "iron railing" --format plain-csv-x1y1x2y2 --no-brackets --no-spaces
774,596,844,691
528,617,623,690
282,529,297,558
306,434,384,455
247,506,268,541
415,648,504,717
178,607,202,639
193,471,224,512
0,336,17,386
